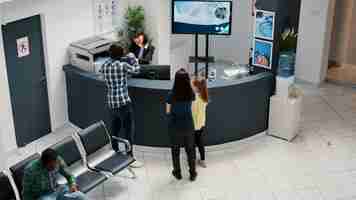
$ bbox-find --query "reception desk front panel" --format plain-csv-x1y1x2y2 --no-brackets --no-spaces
64,65,274,147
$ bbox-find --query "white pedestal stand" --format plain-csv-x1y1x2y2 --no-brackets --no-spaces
268,76,302,142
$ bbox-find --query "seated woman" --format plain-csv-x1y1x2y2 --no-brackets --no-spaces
129,32,155,65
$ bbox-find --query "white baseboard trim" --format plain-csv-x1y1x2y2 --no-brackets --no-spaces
134,131,267,154
295,78,322,88
68,121,268,154
325,79,356,87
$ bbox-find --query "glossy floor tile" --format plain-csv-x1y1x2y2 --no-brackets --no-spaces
4,83,356,200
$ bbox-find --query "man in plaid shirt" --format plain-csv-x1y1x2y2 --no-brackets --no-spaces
100,44,143,168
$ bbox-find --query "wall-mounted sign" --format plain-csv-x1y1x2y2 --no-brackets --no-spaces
254,9,275,41
94,0,119,34
253,39,273,69
16,37,30,58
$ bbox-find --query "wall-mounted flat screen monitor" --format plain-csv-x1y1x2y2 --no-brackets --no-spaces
172,0,232,35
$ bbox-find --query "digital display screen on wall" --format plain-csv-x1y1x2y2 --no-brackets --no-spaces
172,0,232,35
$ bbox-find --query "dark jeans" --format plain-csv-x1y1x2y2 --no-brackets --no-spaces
109,104,135,156
195,128,206,161
169,120,196,175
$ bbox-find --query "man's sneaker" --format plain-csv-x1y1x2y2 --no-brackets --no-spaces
198,160,207,168
130,160,144,168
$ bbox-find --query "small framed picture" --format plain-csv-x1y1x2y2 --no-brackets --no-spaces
252,39,273,69
254,9,275,40
17,37,30,58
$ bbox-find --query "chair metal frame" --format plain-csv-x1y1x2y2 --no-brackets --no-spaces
74,121,137,179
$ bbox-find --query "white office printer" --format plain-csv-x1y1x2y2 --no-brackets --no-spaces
69,36,113,73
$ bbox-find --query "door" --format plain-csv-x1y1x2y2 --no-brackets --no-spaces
2,15,51,147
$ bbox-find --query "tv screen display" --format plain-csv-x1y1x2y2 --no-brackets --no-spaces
172,0,232,35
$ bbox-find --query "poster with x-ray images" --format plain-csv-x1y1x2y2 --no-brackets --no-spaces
94,0,119,34
254,9,275,40
252,39,273,69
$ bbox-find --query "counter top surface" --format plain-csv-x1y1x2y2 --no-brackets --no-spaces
63,64,273,90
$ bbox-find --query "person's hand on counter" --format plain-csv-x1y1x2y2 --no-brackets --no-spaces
166,103,171,115
164,103,172,121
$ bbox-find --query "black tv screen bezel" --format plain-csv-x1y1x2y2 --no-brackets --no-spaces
172,0,233,35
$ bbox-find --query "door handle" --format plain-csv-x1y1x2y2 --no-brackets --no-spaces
40,76,47,84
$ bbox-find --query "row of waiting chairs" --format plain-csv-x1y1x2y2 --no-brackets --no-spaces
0,121,135,200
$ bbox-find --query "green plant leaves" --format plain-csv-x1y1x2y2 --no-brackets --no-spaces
125,5,145,39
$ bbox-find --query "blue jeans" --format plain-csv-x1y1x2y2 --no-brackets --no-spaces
38,186,86,200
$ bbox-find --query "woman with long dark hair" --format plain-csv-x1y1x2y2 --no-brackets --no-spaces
166,68,197,181
129,32,155,64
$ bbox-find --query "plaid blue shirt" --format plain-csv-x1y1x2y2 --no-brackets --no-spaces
100,56,140,109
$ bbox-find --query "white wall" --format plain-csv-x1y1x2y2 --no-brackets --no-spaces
0,129,7,171
295,0,336,85
156,0,171,65
0,0,96,152
170,0,253,71
210,0,252,63
0,3,18,153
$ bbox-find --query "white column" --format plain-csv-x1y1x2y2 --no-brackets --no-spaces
0,129,5,171
295,0,336,85
156,0,170,65
0,5,10,171
0,3,18,154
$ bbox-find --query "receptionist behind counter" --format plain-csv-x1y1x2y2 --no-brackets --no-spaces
130,32,155,65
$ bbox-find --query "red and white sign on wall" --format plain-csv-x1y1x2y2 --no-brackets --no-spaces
16,36,30,58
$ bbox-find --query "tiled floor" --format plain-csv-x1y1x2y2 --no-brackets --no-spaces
5,83,356,200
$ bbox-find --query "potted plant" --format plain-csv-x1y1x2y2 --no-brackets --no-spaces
280,28,298,53
278,27,298,78
125,5,145,41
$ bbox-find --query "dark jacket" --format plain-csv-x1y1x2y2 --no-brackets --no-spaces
129,43,155,65
166,92,195,129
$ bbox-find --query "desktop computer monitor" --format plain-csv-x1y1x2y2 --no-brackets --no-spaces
172,0,233,35
132,65,171,80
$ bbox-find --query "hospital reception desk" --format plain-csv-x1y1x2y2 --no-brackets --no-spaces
63,65,274,147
